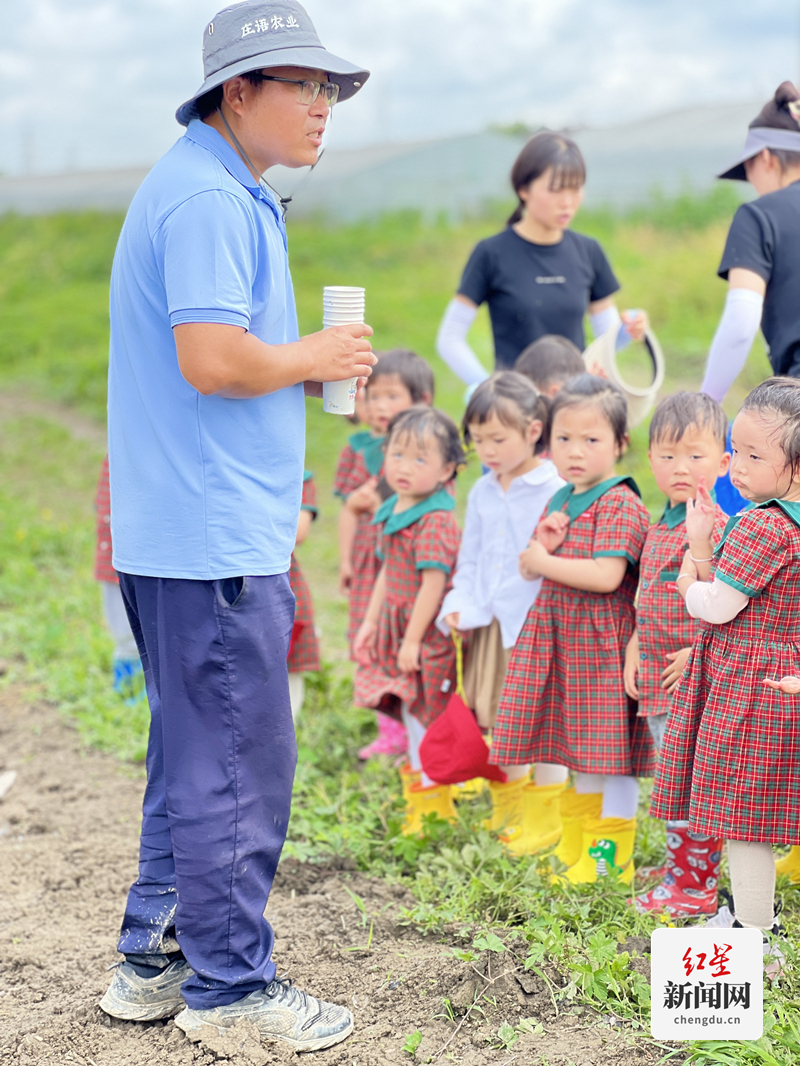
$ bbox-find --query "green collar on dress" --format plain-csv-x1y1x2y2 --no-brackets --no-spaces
659,500,686,529
374,488,455,535
715,498,800,553
302,469,313,483
349,430,385,476
546,475,641,521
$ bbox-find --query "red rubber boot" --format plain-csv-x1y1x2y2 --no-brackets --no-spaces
635,824,723,917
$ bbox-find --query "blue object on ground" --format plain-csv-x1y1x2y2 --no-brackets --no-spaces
113,657,147,705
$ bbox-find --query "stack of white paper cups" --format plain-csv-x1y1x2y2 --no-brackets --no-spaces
322,286,365,415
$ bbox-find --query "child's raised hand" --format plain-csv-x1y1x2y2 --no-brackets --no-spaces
686,477,717,543
535,512,570,555
346,478,381,516
353,620,377,665
662,647,691,693
623,631,640,700
763,675,800,694
397,639,421,674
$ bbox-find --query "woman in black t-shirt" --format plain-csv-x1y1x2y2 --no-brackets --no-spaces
436,131,647,384
702,82,800,401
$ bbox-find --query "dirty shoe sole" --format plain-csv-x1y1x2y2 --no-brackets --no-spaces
99,960,191,1021
174,990,354,1052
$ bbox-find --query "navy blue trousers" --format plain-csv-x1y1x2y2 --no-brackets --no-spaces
117,573,297,1009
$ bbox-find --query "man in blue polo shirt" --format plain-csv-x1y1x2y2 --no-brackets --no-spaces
99,2,373,1052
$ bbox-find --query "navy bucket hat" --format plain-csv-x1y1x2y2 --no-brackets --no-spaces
176,0,370,126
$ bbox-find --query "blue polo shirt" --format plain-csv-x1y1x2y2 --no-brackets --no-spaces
108,119,304,579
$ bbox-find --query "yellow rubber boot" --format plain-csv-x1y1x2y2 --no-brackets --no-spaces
554,788,603,868
775,845,800,883
398,763,421,803
506,782,566,856
485,777,526,837
451,778,487,802
402,782,457,836
561,817,636,885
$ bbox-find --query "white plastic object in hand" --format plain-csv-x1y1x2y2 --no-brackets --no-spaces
582,323,665,427
322,286,365,415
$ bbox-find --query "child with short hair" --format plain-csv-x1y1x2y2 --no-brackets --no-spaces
492,374,653,883
437,372,566,850
287,470,321,720
354,407,464,832
335,350,434,759
514,334,585,398
624,393,730,915
652,377,800,967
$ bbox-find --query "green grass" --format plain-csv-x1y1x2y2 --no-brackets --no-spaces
0,193,792,1060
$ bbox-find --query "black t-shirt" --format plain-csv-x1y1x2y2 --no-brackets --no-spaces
718,181,800,377
458,227,619,368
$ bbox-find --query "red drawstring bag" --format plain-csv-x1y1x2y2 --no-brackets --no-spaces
419,633,507,784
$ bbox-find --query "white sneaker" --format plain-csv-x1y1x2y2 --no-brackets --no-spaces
99,959,192,1021
174,977,353,1052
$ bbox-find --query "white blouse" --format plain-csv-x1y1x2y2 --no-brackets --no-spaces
437,461,565,648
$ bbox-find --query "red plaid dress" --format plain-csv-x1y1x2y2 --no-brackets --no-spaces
94,454,117,584
354,494,461,728
651,504,800,843
636,502,728,717
492,480,655,774
334,435,385,652
288,473,321,674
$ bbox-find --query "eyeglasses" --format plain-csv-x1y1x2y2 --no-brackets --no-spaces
259,75,339,107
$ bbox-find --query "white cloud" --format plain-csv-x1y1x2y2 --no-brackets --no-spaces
0,0,794,174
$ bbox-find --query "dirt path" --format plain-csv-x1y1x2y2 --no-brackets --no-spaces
0,686,666,1066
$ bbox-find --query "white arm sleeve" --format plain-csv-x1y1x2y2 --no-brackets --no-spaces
701,288,764,402
589,304,633,351
436,299,491,386
685,577,750,624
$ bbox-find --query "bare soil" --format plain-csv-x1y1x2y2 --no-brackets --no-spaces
0,687,663,1066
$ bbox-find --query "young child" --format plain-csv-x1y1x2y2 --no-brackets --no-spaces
335,350,434,759
437,372,566,851
652,377,800,966
287,470,321,720
623,393,730,915
514,335,585,398
492,373,653,883
353,407,464,832
94,454,145,704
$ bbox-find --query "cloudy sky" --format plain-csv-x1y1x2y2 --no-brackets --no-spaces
1,0,796,175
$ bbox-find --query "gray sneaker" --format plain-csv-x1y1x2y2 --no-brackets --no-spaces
99,959,192,1021
174,978,354,1052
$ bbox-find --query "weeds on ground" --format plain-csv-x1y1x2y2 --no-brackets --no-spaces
0,416,150,761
